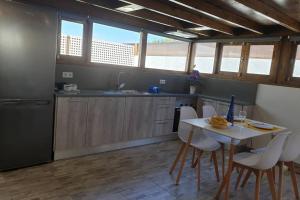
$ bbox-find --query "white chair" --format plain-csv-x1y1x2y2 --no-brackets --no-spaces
232,132,289,200
239,132,300,200
277,132,300,200
202,104,237,177
169,106,221,190
203,105,240,145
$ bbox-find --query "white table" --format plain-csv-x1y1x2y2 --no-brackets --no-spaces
178,118,287,200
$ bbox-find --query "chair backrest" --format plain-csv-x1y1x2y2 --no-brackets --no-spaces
280,132,300,162
203,105,217,118
255,132,289,170
178,106,198,142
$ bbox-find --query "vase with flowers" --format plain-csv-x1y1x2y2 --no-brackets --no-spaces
188,65,200,94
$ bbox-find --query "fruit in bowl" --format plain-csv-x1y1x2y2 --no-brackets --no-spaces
209,116,229,129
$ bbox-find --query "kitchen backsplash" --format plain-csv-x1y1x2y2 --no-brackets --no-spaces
56,63,257,104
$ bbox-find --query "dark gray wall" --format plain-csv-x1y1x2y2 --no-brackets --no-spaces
55,64,257,104
198,77,258,104
56,64,189,93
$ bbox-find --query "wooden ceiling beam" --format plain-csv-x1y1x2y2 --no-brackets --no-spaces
129,10,209,36
170,0,264,34
80,0,208,37
120,0,235,35
20,0,181,36
234,0,300,32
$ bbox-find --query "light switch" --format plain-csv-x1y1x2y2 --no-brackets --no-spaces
62,72,73,78
159,79,166,85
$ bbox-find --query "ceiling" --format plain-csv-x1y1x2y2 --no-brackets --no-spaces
22,0,300,40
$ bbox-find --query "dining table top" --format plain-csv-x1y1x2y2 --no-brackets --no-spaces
181,118,287,141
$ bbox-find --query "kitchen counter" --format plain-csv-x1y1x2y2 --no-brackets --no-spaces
55,90,254,106
55,90,198,97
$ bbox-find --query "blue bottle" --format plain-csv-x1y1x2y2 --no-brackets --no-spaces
226,95,235,126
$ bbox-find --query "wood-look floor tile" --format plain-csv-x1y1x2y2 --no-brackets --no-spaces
0,140,298,200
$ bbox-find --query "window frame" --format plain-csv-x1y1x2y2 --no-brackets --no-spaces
240,42,280,83
191,42,218,74
288,42,300,84
56,14,193,74
89,21,142,68
195,41,280,83
144,32,191,72
216,43,245,78
57,15,89,64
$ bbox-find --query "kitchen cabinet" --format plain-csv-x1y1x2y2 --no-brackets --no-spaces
55,97,88,151
124,97,156,140
154,97,176,121
153,97,176,136
86,97,126,146
54,96,177,159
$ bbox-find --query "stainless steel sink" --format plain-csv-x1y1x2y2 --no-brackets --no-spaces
102,90,142,95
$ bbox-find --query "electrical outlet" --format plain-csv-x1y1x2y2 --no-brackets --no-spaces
159,79,166,85
62,72,73,78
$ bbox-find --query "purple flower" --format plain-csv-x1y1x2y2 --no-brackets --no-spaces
189,70,200,81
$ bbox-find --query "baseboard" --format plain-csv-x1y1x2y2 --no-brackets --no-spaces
54,134,178,160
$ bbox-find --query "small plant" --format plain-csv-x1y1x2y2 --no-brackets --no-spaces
188,65,200,85
188,65,200,94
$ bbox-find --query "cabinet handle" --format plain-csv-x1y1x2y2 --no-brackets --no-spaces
156,121,168,125
157,105,171,109
69,99,84,102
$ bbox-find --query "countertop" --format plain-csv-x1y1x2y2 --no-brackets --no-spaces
55,90,254,106
55,90,199,97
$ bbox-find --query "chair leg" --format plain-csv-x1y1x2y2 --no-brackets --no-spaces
266,169,277,200
192,151,202,168
235,167,245,190
255,170,262,200
221,143,225,178
272,167,276,183
241,169,252,188
191,148,196,168
277,161,284,200
288,162,300,200
169,143,185,174
197,150,202,191
212,151,220,182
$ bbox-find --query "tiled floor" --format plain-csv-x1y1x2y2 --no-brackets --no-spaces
0,140,298,200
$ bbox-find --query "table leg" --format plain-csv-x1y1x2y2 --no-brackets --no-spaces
175,127,194,185
215,142,236,200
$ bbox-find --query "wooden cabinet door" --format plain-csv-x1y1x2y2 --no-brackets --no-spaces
153,120,174,137
124,97,155,140
55,97,88,151
153,97,176,136
154,97,176,121
86,97,126,146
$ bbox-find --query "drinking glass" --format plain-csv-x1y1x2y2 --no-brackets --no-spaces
239,110,247,123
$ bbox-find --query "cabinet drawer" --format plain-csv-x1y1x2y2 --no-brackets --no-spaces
154,97,175,105
153,120,173,136
155,105,175,120
67,97,88,103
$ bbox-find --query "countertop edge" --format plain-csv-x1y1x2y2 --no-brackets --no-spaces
54,91,254,106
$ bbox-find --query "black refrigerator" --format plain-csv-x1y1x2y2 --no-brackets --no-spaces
0,1,57,170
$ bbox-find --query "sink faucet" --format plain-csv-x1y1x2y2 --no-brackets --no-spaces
116,72,126,90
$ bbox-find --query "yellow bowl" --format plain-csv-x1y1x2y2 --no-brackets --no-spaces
211,123,228,129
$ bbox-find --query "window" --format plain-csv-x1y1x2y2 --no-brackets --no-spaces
91,23,140,67
293,45,300,77
60,20,84,57
220,45,242,72
145,34,189,71
194,43,216,74
247,45,274,75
